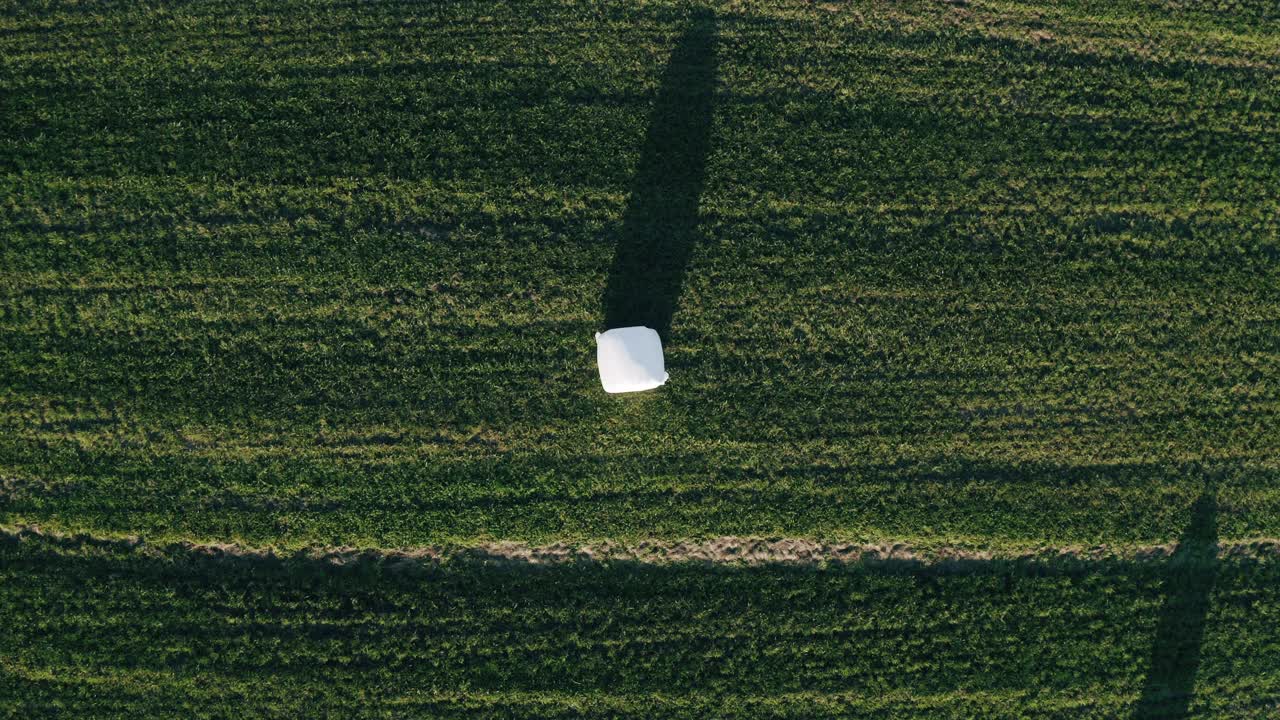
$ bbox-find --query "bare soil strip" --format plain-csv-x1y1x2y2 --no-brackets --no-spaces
5,525,1279,571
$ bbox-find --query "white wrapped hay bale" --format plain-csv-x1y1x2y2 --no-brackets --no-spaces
595,326,668,393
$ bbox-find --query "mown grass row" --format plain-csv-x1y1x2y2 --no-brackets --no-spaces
3,0,1280,548
2,531,1278,718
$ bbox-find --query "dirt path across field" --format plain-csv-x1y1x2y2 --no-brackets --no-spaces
6,525,1279,572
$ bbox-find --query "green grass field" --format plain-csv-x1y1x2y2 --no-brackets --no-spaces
2,531,1278,719
2,0,1279,716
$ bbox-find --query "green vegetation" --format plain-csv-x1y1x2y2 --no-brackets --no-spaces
2,0,1279,715
3,532,1279,719
3,0,1279,548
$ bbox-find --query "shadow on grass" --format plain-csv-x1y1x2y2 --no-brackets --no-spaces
601,10,717,341
1133,483,1219,719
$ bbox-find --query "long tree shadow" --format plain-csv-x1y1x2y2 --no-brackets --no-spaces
1134,483,1220,719
601,10,717,341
